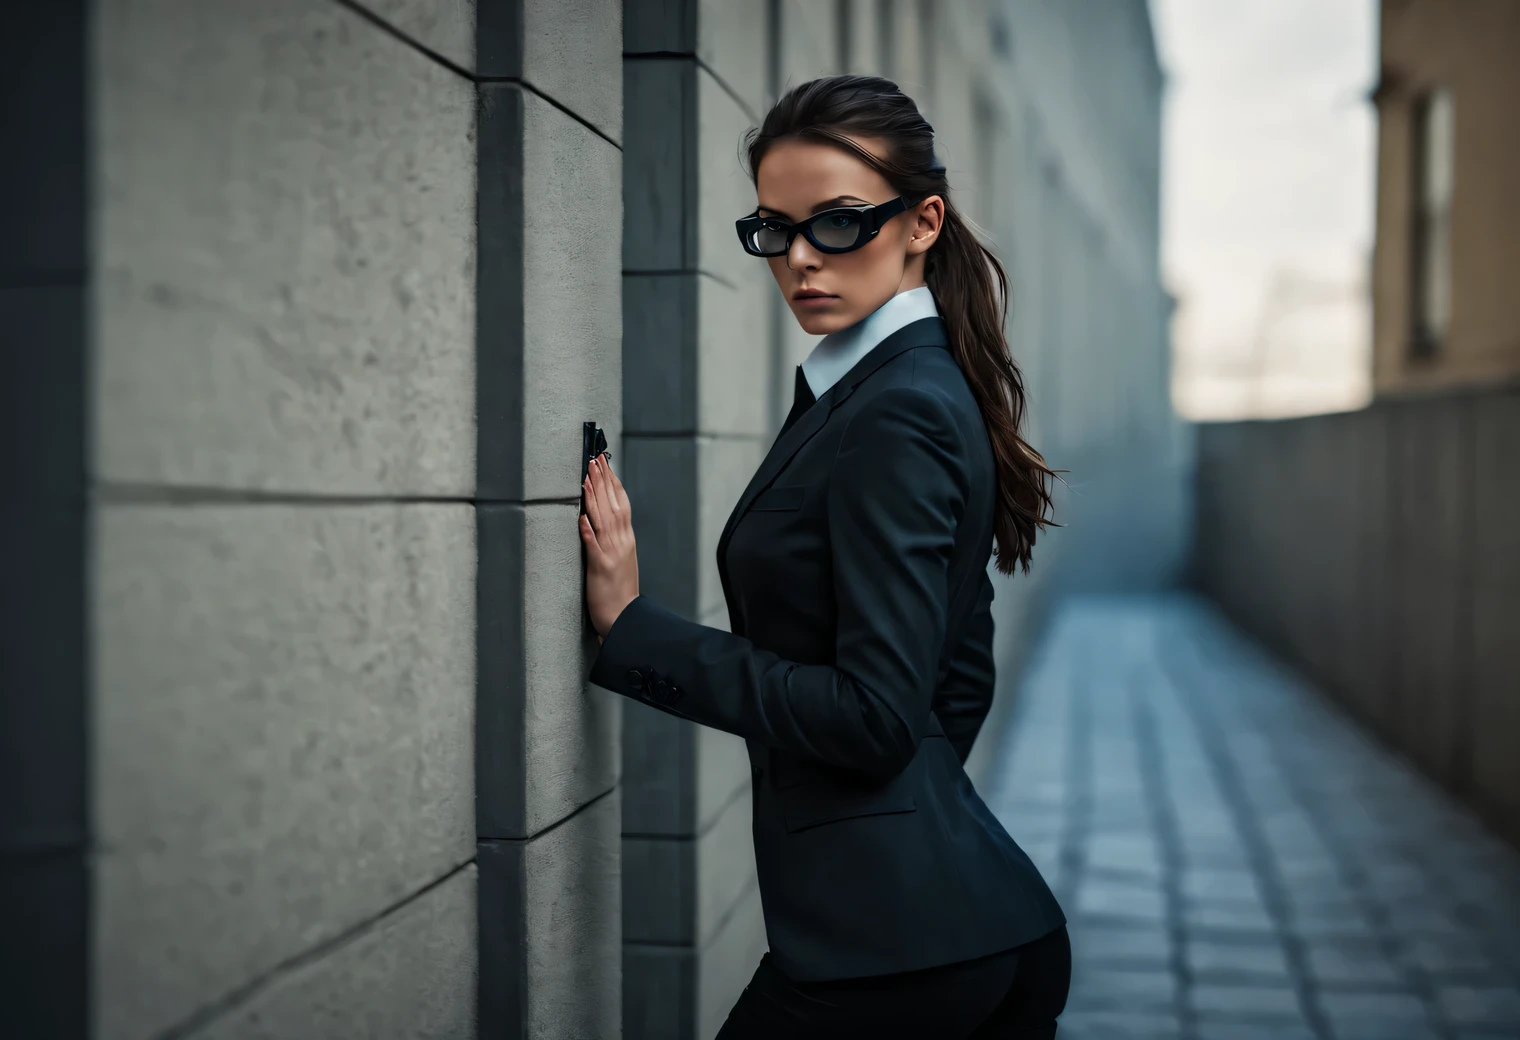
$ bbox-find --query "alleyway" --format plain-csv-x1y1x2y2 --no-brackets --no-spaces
983,597,1520,1040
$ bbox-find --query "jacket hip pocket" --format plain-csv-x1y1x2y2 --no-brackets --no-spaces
779,786,917,833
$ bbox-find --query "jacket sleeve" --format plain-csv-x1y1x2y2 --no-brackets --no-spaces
931,569,996,764
588,386,968,781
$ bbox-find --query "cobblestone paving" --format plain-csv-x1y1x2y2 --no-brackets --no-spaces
982,596,1520,1040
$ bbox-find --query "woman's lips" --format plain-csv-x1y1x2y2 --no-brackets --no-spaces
793,291,839,310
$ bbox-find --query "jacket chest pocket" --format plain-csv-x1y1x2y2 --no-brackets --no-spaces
750,484,808,512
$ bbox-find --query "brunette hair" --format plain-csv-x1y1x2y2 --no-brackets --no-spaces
743,75,1056,574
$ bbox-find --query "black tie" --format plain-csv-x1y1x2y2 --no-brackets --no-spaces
779,365,816,437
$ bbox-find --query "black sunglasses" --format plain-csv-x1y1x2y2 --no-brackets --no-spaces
735,197,909,257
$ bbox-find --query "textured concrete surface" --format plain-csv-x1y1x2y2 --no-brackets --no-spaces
363,0,621,144
624,882,767,1040
2,287,88,854
1473,395,1520,835
696,435,767,618
522,792,620,1040
624,789,754,946
518,0,622,142
520,503,622,835
360,0,473,70
695,724,751,835
93,0,476,496
1388,397,1470,781
696,65,764,292
620,6,777,1033
1194,388,1520,848
622,273,699,433
696,275,773,439
623,58,695,277
519,90,623,502
696,884,769,1040
622,699,696,837
187,866,477,1040
93,504,475,1038
621,436,700,611
696,0,767,119
983,596,1520,1040
777,0,837,92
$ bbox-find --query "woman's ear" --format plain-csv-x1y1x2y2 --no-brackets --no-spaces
906,194,945,256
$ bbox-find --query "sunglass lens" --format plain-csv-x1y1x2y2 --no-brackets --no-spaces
750,222,789,255
810,211,864,250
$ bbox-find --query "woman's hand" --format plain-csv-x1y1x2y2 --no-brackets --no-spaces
580,453,640,643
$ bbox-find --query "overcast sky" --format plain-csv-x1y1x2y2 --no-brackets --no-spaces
1149,0,1379,419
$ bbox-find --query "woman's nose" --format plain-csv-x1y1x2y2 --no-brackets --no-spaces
787,234,821,271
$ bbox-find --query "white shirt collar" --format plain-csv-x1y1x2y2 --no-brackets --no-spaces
800,285,941,397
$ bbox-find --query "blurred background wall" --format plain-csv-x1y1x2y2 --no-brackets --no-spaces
1193,0,1520,849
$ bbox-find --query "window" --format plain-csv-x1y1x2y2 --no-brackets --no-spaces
1410,88,1454,357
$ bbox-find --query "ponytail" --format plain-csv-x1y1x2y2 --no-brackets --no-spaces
926,204,1056,573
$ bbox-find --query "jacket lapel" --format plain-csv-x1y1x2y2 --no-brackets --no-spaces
716,317,950,570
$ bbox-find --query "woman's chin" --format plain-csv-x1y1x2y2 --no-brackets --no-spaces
792,306,856,337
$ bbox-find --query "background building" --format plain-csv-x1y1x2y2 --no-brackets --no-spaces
1368,0,1520,395
6,1,1173,1037
1195,0,1520,852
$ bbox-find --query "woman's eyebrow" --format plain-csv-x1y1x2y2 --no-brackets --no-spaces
810,195,869,213
756,195,870,219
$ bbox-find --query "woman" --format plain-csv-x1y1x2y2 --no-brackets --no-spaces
580,75,1070,1037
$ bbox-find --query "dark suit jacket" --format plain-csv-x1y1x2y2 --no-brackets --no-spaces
590,316,1065,981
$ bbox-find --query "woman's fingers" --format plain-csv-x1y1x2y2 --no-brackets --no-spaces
608,463,632,519
578,513,602,557
583,465,607,533
594,456,620,519
588,456,620,533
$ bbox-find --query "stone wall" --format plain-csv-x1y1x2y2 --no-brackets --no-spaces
619,1,773,1034
1193,387,1520,848
84,1,622,1037
2,4,90,1036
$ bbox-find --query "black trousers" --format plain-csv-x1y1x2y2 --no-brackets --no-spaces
715,925,1071,1039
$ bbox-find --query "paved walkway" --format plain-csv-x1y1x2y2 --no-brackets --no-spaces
982,596,1520,1040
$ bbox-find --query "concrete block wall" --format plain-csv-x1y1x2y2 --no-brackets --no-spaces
1192,386,1520,849
82,1,622,1037
621,2,773,1035
2,4,90,1037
